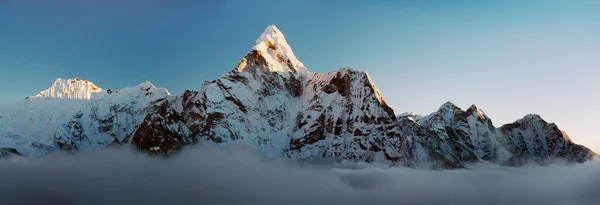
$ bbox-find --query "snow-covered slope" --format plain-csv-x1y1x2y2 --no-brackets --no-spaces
31,78,102,99
0,80,171,156
0,25,596,168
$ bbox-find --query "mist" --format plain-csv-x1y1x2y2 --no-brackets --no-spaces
0,144,598,205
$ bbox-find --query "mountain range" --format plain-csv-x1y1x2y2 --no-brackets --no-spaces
0,25,596,169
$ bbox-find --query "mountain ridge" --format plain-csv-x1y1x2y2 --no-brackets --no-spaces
0,25,596,169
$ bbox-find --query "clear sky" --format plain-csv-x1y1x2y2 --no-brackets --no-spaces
0,0,598,151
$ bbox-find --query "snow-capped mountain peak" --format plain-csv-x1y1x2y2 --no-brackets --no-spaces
439,101,460,110
433,102,489,121
398,112,419,117
466,104,488,120
254,25,286,49
398,112,423,121
92,81,171,101
31,78,102,99
237,25,308,77
137,81,169,94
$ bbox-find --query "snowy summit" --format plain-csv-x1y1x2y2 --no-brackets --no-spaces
236,25,309,77
32,78,102,99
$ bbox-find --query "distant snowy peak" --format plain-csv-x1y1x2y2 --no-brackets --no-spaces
397,112,423,121
398,112,419,117
30,78,171,101
433,102,489,121
32,78,102,99
417,101,496,133
236,25,308,77
465,104,490,121
110,81,171,97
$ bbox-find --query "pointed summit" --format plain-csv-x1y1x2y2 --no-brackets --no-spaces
439,101,460,110
466,104,488,120
254,25,287,49
467,104,479,110
236,25,308,77
31,78,102,99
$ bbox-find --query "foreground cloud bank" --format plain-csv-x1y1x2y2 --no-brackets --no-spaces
0,144,598,205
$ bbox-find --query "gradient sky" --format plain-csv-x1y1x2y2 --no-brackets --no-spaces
0,0,598,151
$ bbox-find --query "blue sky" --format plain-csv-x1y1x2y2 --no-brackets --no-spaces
0,0,599,151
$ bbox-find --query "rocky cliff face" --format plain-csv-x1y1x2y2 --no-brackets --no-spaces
0,25,596,168
396,102,597,168
496,114,595,166
127,102,196,156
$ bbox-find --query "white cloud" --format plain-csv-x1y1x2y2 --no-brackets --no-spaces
0,144,598,205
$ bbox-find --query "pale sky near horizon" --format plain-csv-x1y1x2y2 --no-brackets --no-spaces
0,0,598,151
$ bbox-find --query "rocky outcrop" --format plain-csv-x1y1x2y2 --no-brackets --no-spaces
127,102,196,156
0,148,21,159
497,114,596,166
286,68,410,164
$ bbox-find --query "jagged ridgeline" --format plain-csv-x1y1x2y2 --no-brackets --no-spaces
0,25,596,168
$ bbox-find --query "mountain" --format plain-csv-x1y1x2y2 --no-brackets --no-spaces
30,78,102,100
0,81,171,156
402,103,596,168
0,25,596,168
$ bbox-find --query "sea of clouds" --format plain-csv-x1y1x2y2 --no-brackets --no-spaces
0,144,598,205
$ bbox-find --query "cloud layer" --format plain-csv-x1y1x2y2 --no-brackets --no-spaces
0,145,598,205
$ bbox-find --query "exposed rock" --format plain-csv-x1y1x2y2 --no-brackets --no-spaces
0,148,21,159
497,114,596,165
128,102,196,156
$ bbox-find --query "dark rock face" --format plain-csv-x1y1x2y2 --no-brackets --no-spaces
284,75,303,97
0,148,21,159
128,102,196,156
396,118,466,169
398,103,597,168
497,115,596,166
398,103,497,168
329,71,351,97
283,68,413,164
